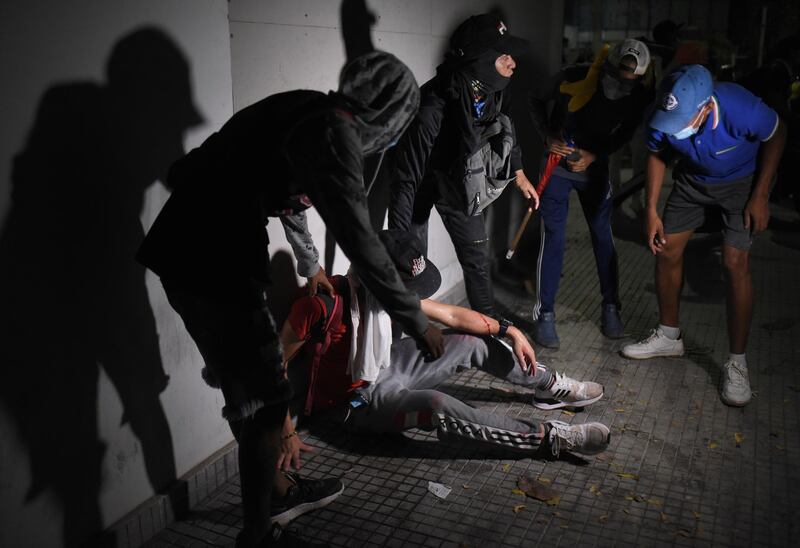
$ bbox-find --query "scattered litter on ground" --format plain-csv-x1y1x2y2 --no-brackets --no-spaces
427,481,451,499
617,472,639,480
518,475,560,506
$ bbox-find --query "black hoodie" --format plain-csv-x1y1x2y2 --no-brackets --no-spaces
387,55,523,204
137,89,429,337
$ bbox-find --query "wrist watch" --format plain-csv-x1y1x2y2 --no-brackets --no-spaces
498,317,513,338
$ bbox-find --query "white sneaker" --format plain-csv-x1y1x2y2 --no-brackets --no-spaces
621,327,684,359
720,358,751,407
544,421,610,457
533,370,604,410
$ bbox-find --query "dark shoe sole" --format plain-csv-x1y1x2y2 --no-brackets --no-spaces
620,349,684,360
720,395,751,407
532,391,604,410
270,482,345,528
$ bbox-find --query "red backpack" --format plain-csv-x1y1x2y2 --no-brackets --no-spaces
302,275,349,416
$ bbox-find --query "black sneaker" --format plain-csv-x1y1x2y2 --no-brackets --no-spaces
270,472,344,527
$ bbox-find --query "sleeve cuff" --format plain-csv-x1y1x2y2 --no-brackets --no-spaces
762,112,780,142
408,309,429,339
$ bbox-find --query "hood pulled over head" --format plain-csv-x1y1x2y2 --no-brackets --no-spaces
338,51,420,155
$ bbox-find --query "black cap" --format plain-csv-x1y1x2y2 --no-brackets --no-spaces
378,230,441,299
652,20,683,44
449,14,529,60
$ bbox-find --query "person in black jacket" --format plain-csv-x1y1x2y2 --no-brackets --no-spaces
137,50,444,547
387,14,538,318
528,39,652,349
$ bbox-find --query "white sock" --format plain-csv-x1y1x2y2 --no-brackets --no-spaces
658,324,680,340
729,353,747,366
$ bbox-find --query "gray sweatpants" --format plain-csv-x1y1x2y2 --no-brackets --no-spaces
347,332,547,452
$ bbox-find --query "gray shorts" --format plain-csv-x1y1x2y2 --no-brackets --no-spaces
662,171,754,250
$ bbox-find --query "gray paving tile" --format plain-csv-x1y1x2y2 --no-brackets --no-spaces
144,191,800,547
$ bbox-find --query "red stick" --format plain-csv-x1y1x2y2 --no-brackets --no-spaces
505,152,561,259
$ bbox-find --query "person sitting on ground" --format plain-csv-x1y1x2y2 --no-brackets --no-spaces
276,230,611,470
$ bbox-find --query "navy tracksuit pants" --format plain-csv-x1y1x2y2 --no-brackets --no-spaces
533,172,620,319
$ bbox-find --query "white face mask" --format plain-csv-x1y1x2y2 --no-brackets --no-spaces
671,103,710,140
671,124,699,140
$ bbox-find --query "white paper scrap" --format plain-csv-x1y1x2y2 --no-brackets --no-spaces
427,481,452,499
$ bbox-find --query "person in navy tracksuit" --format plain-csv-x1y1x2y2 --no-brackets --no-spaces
528,39,653,348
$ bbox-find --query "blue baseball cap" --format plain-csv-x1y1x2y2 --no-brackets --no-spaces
648,65,713,135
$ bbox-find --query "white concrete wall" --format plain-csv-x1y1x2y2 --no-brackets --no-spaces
0,1,233,547
0,2,563,547
230,0,564,302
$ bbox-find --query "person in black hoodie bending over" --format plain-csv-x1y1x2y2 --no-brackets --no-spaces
137,48,444,547
387,14,538,319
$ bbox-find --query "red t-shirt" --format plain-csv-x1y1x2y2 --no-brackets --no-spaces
288,284,365,411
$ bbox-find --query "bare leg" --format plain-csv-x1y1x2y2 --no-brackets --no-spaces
722,245,752,354
655,230,694,327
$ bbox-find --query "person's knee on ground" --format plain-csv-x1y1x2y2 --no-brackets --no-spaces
383,389,450,432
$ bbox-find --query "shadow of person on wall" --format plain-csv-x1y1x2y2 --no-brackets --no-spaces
265,249,302,330
0,27,201,548
324,0,386,271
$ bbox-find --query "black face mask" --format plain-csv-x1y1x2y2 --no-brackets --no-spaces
461,51,511,93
